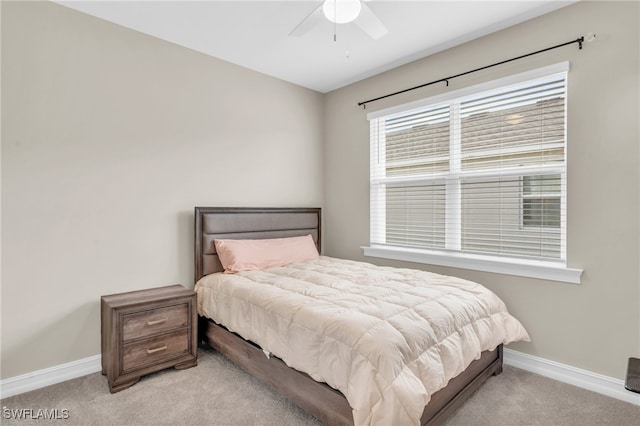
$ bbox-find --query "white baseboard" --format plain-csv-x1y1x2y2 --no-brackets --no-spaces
0,355,102,399
1,350,638,407
503,348,640,406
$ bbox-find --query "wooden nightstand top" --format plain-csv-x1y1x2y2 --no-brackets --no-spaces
101,284,194,308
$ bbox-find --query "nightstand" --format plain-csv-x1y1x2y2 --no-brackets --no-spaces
101,284,198,393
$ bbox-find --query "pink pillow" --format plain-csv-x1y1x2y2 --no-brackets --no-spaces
214,234,319,273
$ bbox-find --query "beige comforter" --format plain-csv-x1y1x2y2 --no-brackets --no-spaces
195,256,529,425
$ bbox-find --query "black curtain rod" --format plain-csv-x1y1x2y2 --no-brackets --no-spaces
358,36,585,109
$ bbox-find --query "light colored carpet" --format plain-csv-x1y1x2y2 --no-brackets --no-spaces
2,344,638,425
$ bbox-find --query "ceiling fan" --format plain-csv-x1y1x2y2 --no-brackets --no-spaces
289,0,388,40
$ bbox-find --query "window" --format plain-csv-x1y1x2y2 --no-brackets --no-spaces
365,63,582,283
521,174,561,229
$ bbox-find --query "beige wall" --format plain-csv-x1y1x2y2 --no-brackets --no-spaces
1,1,324,378
324,0,639,380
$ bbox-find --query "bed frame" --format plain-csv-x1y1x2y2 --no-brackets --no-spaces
194,207,503,425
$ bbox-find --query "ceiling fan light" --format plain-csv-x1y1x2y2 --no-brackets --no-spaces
322,0,362,24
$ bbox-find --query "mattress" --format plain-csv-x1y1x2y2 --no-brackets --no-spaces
195,256,529,425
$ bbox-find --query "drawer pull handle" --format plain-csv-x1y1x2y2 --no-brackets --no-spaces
147,318,167,326
146,345,168,354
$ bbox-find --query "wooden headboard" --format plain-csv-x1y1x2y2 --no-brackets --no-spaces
194,207,321,283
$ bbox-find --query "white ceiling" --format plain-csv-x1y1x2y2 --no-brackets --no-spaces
56,1,577,93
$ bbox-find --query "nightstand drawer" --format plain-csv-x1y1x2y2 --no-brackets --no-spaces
122,329,189,372
122,303,188,341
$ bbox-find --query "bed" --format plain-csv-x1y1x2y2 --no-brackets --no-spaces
194,207,529,425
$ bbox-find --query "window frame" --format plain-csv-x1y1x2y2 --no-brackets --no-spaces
363,62,583,284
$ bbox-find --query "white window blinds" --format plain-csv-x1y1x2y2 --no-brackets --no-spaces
369,66,568,264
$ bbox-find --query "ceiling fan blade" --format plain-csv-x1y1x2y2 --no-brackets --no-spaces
354,2,388,40
289,4,324,37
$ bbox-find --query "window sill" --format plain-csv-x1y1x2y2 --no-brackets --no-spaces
361,246,583,284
